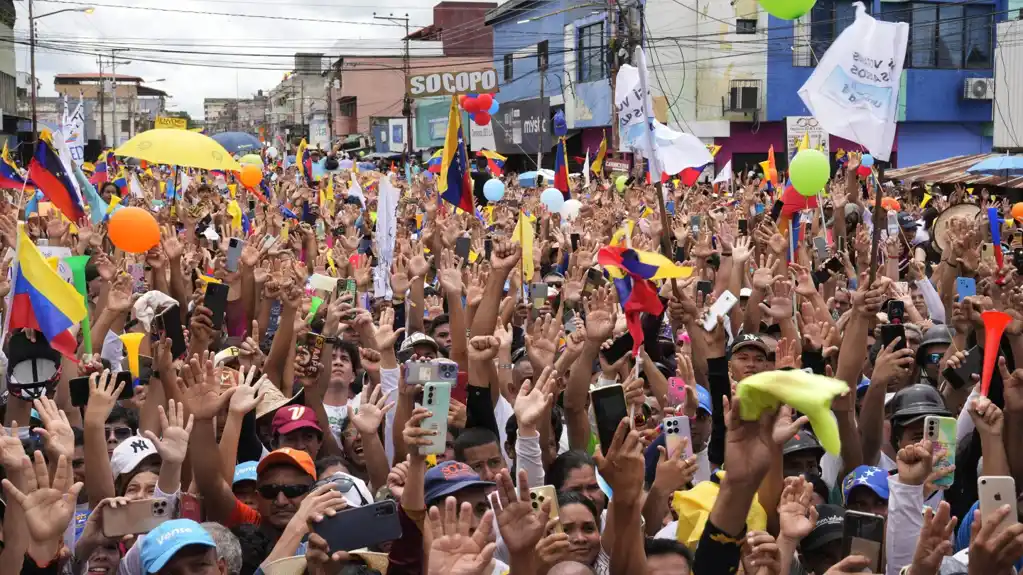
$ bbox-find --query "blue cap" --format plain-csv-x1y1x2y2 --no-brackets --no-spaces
842,465,890,505
695,385,712,415
233,461,257,485
423,461,494,505
141,519,215,574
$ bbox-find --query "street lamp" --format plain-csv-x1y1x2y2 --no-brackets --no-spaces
29,4,95,139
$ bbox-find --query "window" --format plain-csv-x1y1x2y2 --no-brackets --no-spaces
120,119,130,132
537,40,549,71
577,22,606,83
338,96,356,117
736,18,757,34
503,53,514,81
893,3,993,69
809,1,871,58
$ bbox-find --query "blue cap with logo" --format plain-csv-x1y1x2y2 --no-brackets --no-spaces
695,384,712,415
423,461,494,505
141,519,216,574
842,465,890,505
233,461,258,485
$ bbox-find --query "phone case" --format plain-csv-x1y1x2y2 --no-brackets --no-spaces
529,486,562,533
978,476,1018,539
841,511,885,572
70,376,91,407
419,382,451,456
956,277,976,298
663,416,693,459
312,500,402,552
590,384,627,456
924,416,956,488
530,283,548,309
226,238,244,272
102,499,173,537
204,283,230,330
702,290,737,331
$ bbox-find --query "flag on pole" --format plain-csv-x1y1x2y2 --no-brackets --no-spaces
591,132,607,175
438,95,474,212
759,145,779,191
553,136,570,198
513,211,534,281
584,150,591,188
712,160,732,185
0,141,32,190
28,130,85,223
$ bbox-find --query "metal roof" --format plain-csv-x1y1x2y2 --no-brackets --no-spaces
885,153,1023,189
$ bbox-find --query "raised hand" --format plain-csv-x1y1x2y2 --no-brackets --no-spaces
2,451,83,544
176,353,236,421
909,500,957,575
969,395,1004,438
468,335,500,362
759,279,794,319
967,504,1023,574
228,368,269,417
514,366,556,431
491,239,521,272
371,307,405,352
85,370,125,424
402,406,436,461
32,396,74,461
0,422,28,474
777,476,818,543
584,286,617,342
427,497,496,575
493,469,548,554
143,400,194,465
593,419,645,502
871,338,915,389
349,384,395,436
653,436,698,493
895,439,934,487
526,313,560,368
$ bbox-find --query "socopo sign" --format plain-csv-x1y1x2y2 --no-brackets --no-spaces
407,68,499,98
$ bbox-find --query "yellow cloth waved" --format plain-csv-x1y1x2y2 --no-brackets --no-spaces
672,471,766,549
736,370,848,455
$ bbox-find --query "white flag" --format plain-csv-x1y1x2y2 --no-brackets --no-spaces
374,175,399,299
179,172,192,197
129,174,144,198
797,2,907,161
348,173,365,207
713,161,733,185
584,149,590,188
62,94,85,167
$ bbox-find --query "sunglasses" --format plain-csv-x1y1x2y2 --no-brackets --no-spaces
257,483,312,499
105,426,133,441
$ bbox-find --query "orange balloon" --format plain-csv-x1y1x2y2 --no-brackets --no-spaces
240,164,262,188
881,197,900,211
108,207,160,254
1012,202,1023,221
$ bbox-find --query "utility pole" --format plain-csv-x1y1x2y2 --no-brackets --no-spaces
29,0,36,139
110,48,129,147
374,13,412,163
536,67,545,169
98,55,106,147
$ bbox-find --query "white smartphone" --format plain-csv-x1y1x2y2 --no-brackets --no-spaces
978,476,1018,539
702,289,738,332
418,381,451,456
226,238,244,272
260,234,279,251
663,416,693,459
310,273,339,292
886,211,899,237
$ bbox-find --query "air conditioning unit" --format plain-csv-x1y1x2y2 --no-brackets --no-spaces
964,78,994,100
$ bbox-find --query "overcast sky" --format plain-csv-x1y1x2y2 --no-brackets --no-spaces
13,0,447,118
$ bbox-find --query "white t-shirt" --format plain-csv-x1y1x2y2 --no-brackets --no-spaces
323,394,361,445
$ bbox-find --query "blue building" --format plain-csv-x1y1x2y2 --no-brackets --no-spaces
765,0,1006,167
484,0,614,169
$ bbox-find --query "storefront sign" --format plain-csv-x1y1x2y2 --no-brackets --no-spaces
786,116,829,160
605,159,630,173
155,116,187,130
407,69,499,98
491,97,551,156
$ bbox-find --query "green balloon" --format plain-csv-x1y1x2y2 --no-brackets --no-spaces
615,175,628,193
789,149,830,197
758,0,816,20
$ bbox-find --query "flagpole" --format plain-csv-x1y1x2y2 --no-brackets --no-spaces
867,168,883,285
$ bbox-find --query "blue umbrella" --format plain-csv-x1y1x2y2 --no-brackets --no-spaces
358,162,376,171
211,132,262,155
966,155,1023,176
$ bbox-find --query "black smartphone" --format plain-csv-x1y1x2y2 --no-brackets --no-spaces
312,500,402,552
248,198,256,212
590,384,628,456
455,236,471,263
71,374,135,407
154,304,188,359
880,324,906,352
484,238,493,260
942,345,982,390
696,280,713,298
738,219,748,235
770,199,784,222
673,244,686,263
571,233,580,251
1014,248,1023,270
204,283,230,331
600,333,634,365
358,237,372,254
825,256,844,273
887,300,905,324
583,267,603,297
841,511,885,573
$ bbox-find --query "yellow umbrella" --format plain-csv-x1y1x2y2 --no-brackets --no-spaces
239,153,263,167
115,129,241,171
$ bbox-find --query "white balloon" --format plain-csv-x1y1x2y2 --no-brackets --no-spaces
561,199,582,221
266,146,279,159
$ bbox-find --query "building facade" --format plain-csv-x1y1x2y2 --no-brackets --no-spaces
203,94,269,136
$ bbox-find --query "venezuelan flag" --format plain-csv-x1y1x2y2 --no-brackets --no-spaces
297,139,313,187
477,149,506,177
679,144,721,187
89,160,108,186
112,170,128,194
0,142,32,190
9,226,87,358
427,149,443,174
28,131,85,223
438,96,474,212
553,137,570,198
597,246,693,282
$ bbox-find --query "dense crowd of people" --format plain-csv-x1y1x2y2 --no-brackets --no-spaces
0,142,1021,575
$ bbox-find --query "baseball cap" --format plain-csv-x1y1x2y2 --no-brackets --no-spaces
423,461,495,505
739,287,753,298
140,519,216,573
233,461,258,485
257,448,317,480
842,465,890,504
799,504,844,553
730,333,769,356
316,471,374,507
271,405,322,436
695,384,712,415
111,436,159,479
399,332,440,354
897,212,919,229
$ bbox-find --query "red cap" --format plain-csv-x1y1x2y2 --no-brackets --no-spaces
271,405,323,436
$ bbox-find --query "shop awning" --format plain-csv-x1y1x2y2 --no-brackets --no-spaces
886,153,1023,189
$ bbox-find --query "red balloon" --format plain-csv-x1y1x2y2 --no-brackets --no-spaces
475,112,491,126
458,95,469,109
856,165,871,177
477,93,493,110
463,97,480,113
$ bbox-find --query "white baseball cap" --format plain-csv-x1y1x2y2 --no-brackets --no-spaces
111,436,160,479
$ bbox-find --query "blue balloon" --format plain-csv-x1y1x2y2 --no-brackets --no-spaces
541,187,565,212
861,154,875,167
483,178,505,202
487,99,499,115
553,110,567,137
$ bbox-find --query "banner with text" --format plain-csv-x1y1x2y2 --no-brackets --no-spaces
491,97,551,156
155,116,188,130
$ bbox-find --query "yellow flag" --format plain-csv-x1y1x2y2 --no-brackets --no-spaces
227,200,242,230
920,193,932,208
513,211,534,281
228,184,237,198
798,132,810,152
107,195,122,214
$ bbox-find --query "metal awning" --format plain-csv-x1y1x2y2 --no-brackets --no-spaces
886,153,1023,189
